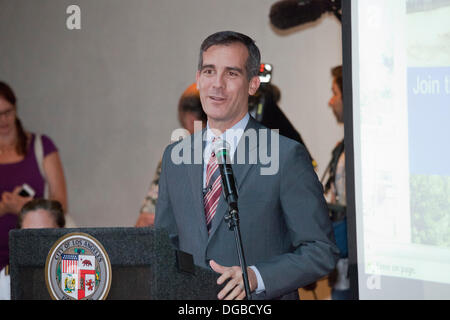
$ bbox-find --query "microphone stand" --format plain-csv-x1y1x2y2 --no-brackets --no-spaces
215,142,252,299
224,203,252,300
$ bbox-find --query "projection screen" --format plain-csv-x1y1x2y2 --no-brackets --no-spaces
349,0,450,299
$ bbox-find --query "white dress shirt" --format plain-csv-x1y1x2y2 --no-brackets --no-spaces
203,113,249,186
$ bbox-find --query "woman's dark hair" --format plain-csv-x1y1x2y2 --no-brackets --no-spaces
198,31,261,80
18,199,65,228
0,81,28,155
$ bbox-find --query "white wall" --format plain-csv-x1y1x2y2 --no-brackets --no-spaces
0,0,342,227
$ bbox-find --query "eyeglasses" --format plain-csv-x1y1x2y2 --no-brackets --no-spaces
0,108,15,118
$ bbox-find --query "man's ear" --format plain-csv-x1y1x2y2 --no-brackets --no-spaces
248,76,260,96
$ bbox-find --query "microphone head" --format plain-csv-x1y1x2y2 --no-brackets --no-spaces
269,0,328,30
212,139,231,164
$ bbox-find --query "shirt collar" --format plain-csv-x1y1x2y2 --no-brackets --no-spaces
205,113,250,155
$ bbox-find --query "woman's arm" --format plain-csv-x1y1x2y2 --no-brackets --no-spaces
0,201,7,217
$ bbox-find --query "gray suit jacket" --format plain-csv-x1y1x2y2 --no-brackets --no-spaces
155,116,339,299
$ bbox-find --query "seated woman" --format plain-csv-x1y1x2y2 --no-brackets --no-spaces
0,81,67,272
17,198,66,229
0,198,65,300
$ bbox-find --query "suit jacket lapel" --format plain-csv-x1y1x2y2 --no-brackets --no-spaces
207,116,260,241
188,130,209,241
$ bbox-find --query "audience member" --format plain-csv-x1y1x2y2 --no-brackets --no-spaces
135,83,207,227
0,81,68,272
322,65,350,300
18,198,65,229
0,198,65,300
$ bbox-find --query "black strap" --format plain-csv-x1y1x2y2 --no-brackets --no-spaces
323,139,345,194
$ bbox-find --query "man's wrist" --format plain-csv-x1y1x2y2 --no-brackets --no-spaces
249,266,265,294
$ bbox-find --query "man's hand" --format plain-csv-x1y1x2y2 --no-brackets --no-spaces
209,260,257,300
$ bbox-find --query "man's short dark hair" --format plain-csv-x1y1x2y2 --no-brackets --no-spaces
198,31,261,80
331,65,343,93
18,199,65,228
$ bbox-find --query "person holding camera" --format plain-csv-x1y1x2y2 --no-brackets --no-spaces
135,83,207,227
0,81,67,272
322,66,351,300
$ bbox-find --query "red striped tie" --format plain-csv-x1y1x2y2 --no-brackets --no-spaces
204,145,222,232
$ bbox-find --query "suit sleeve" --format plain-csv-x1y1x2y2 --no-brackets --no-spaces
255,143,340,299
154,146,179,248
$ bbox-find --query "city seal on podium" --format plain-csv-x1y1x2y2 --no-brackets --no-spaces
45,232,112,300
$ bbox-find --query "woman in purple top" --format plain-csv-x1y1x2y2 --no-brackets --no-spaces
0,82,67,270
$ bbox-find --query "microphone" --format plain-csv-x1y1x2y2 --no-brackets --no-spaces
269,0,341,30
212,139,238,211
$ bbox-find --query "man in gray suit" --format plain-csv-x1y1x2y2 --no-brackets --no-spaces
155,31,339,300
